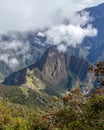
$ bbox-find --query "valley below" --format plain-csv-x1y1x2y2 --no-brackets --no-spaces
0,2,104,130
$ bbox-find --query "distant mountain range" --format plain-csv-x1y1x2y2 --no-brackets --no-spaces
0,31,46,80
1,3,104,87
70,3,104,63
0,3,103,111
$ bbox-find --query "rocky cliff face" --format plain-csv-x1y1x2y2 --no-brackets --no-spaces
3,68,27,85
32,48,89,85
3,47,90,89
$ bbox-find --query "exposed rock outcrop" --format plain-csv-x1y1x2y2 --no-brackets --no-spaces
3,47,90,89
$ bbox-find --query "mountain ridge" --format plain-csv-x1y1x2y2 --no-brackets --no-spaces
3,47,90,91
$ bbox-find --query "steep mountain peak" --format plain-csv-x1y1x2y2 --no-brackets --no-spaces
29,47,90,88
3,47,90,90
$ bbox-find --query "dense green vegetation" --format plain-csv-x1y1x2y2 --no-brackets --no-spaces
0,61,103,130
0,87,103,130
33,88,104,130
0,99,42,130
0,85,51,109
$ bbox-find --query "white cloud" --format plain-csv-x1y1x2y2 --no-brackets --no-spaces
8,58,19,69
45,24,97,51
0,0,103,33
44,11,97,52
37,32,45,37
57,44,67,52
0,39,31,68
0,0,102,63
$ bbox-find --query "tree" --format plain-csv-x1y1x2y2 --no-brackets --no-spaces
88,61,104,86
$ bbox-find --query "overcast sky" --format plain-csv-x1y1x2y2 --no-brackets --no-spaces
0,0,104,33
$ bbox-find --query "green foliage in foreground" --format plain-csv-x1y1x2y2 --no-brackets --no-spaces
33,88,104,130
0,88,104,130
0,99,43,130
0,84,52,130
